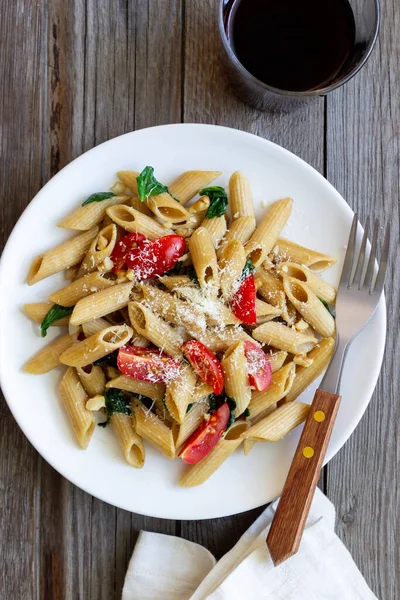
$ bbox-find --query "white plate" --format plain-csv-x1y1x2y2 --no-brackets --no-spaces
0,124,386,519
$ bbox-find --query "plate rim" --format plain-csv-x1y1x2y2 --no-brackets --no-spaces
0,123,387,519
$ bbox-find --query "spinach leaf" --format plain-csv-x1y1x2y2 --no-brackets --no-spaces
187,267,200,286
243,408,250,418
98,389,131,427
200,186,228,219
40,304,74,337
207,393,237,430
137,166,170,202
319,298,336,319
93,350,119,367
82,192,115,206
133,393,154,410
186,403,194,413
164,261,183,277
241,257,255,280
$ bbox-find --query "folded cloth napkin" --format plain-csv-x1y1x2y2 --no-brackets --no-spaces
122,488,377,600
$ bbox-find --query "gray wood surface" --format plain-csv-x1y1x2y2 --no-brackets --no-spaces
0,1,398,598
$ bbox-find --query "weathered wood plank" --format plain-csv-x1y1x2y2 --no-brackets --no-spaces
326,0,400,595
0,1,45,598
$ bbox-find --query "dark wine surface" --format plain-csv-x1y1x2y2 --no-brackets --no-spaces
227,0,356,92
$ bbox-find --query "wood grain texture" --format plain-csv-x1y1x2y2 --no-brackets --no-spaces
267,390,341,565
325,0,400,595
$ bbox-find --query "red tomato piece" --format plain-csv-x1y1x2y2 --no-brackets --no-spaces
182,340,224,395
125,234,186,280
110,232,147,272
179,403,230,464
231,274,257,325
117,346,181,383
243,341,272,391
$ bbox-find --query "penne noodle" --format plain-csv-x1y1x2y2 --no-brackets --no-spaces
198,326,255,353
82,317,112,337
245,198,293,267
286,337,335,403
174,400,209,449
222,342,251,417
200,215,227,248
27,227,99,285
171,285,239,327
293,354,314,368
76,364,106,397
217,216,256,258
229,171,254,218
133,402,175,458
267,350,288,373
271,238,337,272
255,269,296,325
24,302,70,327
106,375,165,403
255,298,282,324
110,181,127,195
283,276,335,337
106,205,171,239
165,364,197,424
218,240,246,300
141,284,206,336
70,282,134,325
147,193,190,224
243,404,277,455
252,321,317,354
248,362,296,421
277,262,336,304
59,367,95,449
191,381,213,400
168,170,222,205
159,275,192,290
180,436,243,487
189,227,219,297
77,224,117,277
244,401,310,442
57,195,130,230
128,302,183,358
110,413,145,468
24,332,78,375
48,271,116,307
117,170,140,195
60,324,133,367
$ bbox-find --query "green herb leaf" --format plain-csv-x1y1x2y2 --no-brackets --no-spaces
164,261,183,277
226,398,237,431
187,267,200,285
319,298,336,319
186,403,194,413
82,192,115,206
137,166,169,202
40,304,74,337
133,393,154,410
200,186,228,219
208,393,237,431
93,350,119,367
241,257,255,280
243,408,250,418
98,388,132,427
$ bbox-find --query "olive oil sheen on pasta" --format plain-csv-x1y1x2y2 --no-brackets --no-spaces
226,0,356,92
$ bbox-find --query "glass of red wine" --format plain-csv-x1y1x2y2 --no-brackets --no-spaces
219,0,380,111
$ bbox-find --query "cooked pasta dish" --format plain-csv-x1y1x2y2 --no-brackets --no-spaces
24,167,336,486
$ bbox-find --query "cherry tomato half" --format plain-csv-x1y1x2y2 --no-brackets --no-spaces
125,234,186,280
117,346,181,383
179,403,230,464
231,274,257,325
182,340,224,395
243,341,272,391
110,232,147,272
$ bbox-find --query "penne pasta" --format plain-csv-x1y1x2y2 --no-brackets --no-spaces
255,298,282,324
49,272,116,307
147,193,190,224
286,337,335,403
218,240,246,300
267,350,288,373
106,375,165,402
200,215,227,248
180,435,243,487
106,205,171,239
27,227,99,285
24,332,78,374
76,364,106,397
189,227,219,297
165,364,197,424
248,362,296,421
217,216,256,258
128,302,183,358
82,317,111,337
110,413,145,468
60,324,133,367
174,400,209,450
252,321,317,354
171,285,239,327
244,401,310,442
277,262,336,303
198,326,255,353
255,268,289,319
117,170,140,195
77,224,117,277
229,171,254,218
59,367,95,449
222,342,251,417
245,198,293,267
57,195,130,230
270,238,337,272
168,170,222,205
24,302,70,326
283,276,335,337
70,282,134,325
133,402,175,458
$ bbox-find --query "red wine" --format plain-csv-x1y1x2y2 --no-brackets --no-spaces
226,0,356,92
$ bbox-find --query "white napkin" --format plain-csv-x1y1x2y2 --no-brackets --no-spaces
122,488,377,600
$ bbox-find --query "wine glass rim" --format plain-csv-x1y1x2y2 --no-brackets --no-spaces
218,0,381,98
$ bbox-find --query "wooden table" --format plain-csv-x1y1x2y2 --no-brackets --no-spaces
0,2,399,598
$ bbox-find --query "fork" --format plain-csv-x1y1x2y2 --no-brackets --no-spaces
266,214,391,566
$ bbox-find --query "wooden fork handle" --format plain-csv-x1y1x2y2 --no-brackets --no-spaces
266,389,341,566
